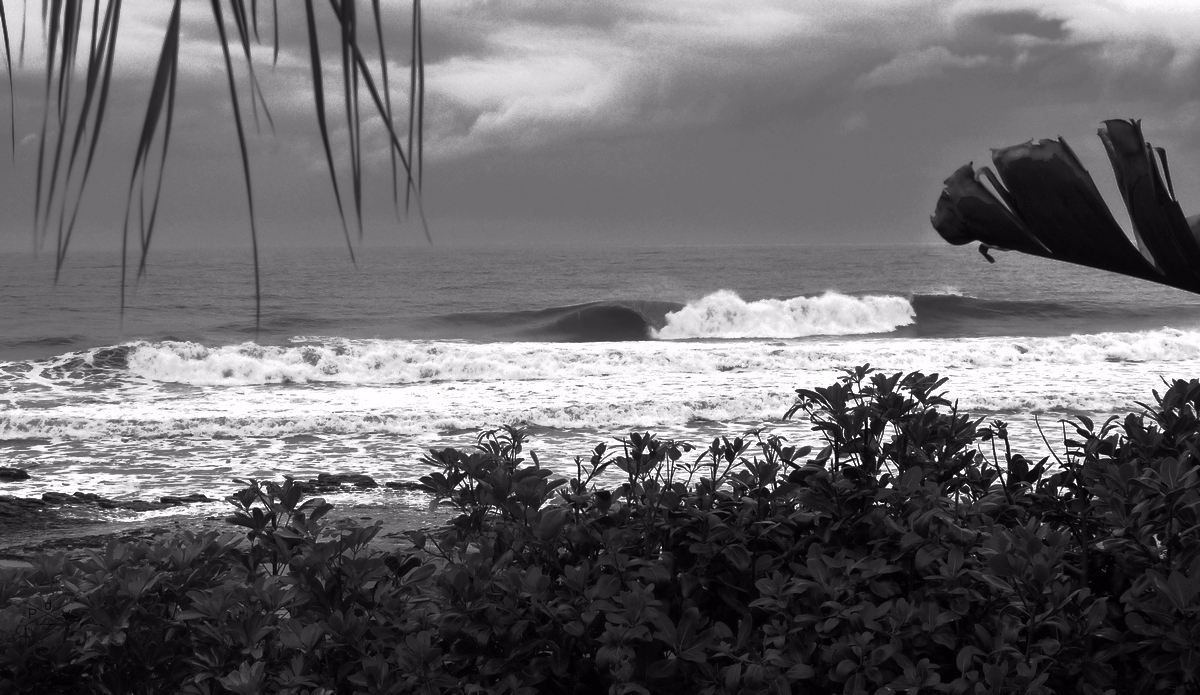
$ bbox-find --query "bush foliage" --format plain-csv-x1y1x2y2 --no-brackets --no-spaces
3,366,1200,694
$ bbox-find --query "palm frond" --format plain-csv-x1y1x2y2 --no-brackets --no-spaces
405,0,416,213
328,0,427,241
10,0,430,326
371,0,398,215
31,0,58,248
119,0,178,313
55,0,120,274
42,0,84,254
304,0,354,264
415,0,422,198
210,0,261,327
1,0,16,154
932,119,1200,294
227,0,272,134
337,0,363,241
18,0,26,66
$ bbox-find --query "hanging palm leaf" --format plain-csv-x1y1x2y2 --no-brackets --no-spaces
1,0,429,327
0,0,13,153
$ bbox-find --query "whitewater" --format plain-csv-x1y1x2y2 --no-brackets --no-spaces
4,243,1200,515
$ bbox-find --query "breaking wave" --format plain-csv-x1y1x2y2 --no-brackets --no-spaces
656,290,915,339
1,325,1196,389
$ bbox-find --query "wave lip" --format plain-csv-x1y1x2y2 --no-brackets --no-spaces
655,290,915,339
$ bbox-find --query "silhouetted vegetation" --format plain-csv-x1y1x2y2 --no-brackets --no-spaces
3,366,1199,694
2,0,427,324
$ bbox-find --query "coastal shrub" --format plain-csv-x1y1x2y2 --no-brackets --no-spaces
1,366,1200,694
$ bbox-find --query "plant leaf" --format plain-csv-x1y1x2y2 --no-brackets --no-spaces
210,0,261,327
304,0,354,263
0,0,15,153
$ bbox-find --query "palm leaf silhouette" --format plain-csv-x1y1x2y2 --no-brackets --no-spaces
5,0,429,326
0,0,14,153
932,119,1200,295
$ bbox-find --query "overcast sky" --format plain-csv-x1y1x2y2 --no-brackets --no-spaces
3,0,1200,252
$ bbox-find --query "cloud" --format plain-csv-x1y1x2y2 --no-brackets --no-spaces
840,111,868,133
853,46,990,90
969,10,1067,40
401,0,1200,160
409,0,826,159
14,0,1200,170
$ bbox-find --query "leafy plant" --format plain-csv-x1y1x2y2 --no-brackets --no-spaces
4,367,1200,694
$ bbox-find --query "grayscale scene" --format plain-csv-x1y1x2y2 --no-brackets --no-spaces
2,2,1199,693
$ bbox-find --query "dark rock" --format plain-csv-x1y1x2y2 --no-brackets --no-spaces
72,492,110,504
0,468,30,481
0,495,47,517
290,473,380,494
160,493,213,506
118,500,167,513
42,491,83,505
41,491,171,512
385,481,424,492
316,473,378,489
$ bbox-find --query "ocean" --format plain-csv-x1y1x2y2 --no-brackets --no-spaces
4,242,1200,520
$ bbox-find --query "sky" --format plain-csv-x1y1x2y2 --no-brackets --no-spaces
3,0,1200,252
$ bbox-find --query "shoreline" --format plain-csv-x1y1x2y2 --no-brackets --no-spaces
0,489,454,568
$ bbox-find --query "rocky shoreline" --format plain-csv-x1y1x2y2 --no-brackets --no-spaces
0,469,450,566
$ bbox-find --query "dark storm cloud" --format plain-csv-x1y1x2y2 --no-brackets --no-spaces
5,0,1200,252
970,10,1068,41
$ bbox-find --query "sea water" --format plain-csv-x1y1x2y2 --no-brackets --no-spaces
3,242,1200,519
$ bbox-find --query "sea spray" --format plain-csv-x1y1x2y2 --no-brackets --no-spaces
7,327,1200,389
654,290,916,339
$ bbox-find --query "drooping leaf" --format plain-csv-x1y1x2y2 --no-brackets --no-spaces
43,0,85,248
0,0,15,153
210,0,262,327
226,0,273,134
56,0,120,275
19,0,27,66
328,0,427,241
18,0,429,324
304,0,354,263
134,4,177,280
32,0,62,247
119,0,177,313
371,0,398,214
336,0,363,240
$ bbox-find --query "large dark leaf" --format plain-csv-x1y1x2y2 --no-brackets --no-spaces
932,119,1200,294
1098,119,1200,289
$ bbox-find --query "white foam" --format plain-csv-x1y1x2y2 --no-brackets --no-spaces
7,331,1199,504
26,326,1200,389
654,290,916,339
